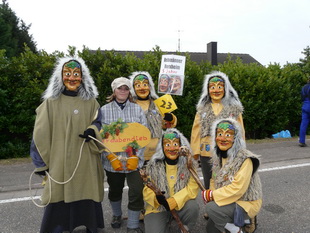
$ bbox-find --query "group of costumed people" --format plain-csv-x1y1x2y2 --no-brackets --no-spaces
30,56,262,233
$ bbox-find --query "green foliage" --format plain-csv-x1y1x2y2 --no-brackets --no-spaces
0,47,55,158
0,0,37,57
0,44,309,159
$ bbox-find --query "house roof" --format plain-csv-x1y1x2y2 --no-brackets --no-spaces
92,49,260,65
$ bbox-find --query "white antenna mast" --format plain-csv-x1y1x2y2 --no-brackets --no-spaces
177,29,183,52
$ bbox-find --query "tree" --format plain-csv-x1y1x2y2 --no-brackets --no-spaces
0,0,37,57
299,46,310,77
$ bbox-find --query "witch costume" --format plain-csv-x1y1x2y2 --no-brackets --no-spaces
143,128,200,233
190,71,245,189
129,71,177,163
30,56,104,233
203,118,262,233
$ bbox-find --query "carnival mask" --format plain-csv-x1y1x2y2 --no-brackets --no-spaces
216,122,235,151
62,60,82,91
169,76,181,93
133,74,150,99
159,75,169,92
163,132,180,161
209,77,225,102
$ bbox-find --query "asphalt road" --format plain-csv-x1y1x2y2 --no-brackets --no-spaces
0,137,310,233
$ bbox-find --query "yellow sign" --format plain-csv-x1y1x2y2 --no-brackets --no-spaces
101,122,151,152
154,94,178,116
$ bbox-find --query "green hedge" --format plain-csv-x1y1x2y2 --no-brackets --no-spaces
0,46,308,159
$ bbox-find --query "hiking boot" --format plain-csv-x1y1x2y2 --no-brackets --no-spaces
299,143,307,147
127,227,143,233
111,215,122,228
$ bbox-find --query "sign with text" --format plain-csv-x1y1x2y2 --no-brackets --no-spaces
102,123,151,152
153,94,178,116
158,54,186,96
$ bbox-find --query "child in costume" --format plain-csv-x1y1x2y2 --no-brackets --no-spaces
201,118,262,233
299,76,310,147
191,71,245,189
143,128,200,233
129,71,177,164
100,77,147,233
30,57,104,233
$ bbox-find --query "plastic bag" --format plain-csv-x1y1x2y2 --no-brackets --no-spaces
272,130,291,139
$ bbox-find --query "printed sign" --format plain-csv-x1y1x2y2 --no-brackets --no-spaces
153,94,178,116
101,122,151,152
158,55,186,96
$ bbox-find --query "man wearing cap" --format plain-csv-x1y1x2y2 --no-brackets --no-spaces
100,77,147,233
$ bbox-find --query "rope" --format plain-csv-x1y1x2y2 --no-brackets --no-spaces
29,139,86,208
29,135,127,208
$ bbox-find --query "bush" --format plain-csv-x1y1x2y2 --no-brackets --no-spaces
0,46,308,159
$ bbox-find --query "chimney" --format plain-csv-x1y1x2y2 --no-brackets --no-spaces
207,42,217,66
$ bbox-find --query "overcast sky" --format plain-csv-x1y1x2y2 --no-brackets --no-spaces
7,0,310,66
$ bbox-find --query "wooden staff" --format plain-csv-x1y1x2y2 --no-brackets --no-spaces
178,146,206,191
139,169,189,233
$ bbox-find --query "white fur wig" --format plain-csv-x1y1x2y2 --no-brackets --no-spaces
42,56,98,100
129,71,159,100
151,128,192,161
196,71,242,110
210,117,246,163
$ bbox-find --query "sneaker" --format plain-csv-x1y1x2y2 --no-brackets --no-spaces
111,215,122,228
127,227,143,233
299,143,307,147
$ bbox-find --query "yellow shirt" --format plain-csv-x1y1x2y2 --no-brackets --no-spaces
136,99,177,160
190,102,245,157
210,158,262,218
143,163,199,215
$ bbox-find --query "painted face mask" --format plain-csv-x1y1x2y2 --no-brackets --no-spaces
209,77,225,102
159,74,169,92
62,60,82,91
133,74,150,99
163,132,180,161
215,122,235,151
169,76,182,93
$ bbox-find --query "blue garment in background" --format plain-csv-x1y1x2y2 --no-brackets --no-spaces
299,83,310,144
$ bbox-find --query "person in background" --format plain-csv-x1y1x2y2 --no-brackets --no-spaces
100,77,147,233
30,56,104,233
129,71,177,164
299,76,310,147
202,118,262,233
190,71,245,190
143,128,200,233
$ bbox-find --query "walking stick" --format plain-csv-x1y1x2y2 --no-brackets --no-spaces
178,146,206,191
139,169,189,233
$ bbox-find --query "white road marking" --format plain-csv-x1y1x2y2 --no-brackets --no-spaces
1,163,310,204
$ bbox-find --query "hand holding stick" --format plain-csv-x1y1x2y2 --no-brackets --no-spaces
139,169,189,233
178,146,206,191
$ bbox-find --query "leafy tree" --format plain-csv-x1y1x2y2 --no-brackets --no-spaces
299,46,310,78
0,0,37,57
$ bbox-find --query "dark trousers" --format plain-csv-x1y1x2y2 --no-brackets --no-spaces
200,156,212,189
105,170,144,211
299,103,310,144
